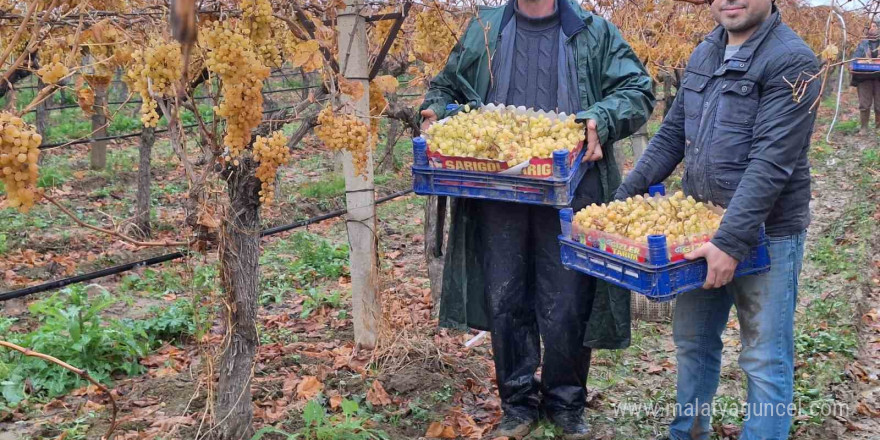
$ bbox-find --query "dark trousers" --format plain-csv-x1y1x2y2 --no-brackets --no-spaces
475,169,601,418
857,79,880,114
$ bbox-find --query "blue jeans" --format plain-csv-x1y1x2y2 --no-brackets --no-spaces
669,232,806,440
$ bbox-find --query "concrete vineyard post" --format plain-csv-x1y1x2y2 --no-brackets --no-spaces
337,0,381,349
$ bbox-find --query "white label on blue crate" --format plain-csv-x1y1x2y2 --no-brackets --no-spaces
606,263,623,273
589,257,604,266
625,269,639,278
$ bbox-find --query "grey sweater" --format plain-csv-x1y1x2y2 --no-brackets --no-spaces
503,1,560,111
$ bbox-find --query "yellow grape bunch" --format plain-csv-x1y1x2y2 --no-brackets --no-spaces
369,6,406,56
126,40,183,127
36,54,70,85
0,113,41,212
201,20,271,158
425,107,585,165
574,191,723,245
242,0,281,67
253,130,291,205
413,8,460,77
315,106,370,177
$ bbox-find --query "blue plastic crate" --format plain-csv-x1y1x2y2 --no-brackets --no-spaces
411,136,592,207
557,202,771,302
852,61,880,72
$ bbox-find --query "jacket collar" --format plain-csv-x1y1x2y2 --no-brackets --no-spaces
500,0,590,38
705,6,781,72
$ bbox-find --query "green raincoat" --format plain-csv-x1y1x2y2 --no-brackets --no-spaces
420,0,655,349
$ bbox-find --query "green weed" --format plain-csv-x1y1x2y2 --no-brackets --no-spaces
120,268,185,298
0,286,150,405
139,299,198,345
283,232,348,281
0,285,203,406
251,399,388,440
300,288,344,319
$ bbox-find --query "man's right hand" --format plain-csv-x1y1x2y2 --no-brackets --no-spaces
420,109,437,133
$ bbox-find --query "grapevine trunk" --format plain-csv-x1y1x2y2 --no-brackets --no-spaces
134,126,154,238
215,162,262,440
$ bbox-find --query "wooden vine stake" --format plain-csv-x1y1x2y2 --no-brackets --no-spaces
337,0,380,349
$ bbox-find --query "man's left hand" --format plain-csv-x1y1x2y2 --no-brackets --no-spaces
685,242,739,289
584,119,603,162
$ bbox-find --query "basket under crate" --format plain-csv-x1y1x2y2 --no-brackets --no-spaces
411,136,592,207
558,208,772,301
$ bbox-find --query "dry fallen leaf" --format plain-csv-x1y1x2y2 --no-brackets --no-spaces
367,380,392,406
150,415,196,430
425,421,457,439
329,394,344,410
296,376,324,400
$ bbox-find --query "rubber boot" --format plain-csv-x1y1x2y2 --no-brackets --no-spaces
860,111,871,135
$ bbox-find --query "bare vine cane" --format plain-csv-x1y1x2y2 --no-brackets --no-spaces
0,341,118,440
41,191,190,248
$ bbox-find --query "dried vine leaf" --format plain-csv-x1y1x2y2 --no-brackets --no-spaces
291,40,322,72
372,75,399,94
337,75,365,101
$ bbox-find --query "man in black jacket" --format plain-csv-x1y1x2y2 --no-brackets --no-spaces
616,0,819,439
852,21,880,134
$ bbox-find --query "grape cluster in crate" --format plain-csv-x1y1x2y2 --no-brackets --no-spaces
573,190,723,263
424,104,585,166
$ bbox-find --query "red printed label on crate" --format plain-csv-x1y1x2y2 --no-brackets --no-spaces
429,155,510,173
586,233,648,263
575,226,713,264
523,162,553,177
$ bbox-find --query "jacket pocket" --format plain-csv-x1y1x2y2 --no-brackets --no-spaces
712,168,745,207
681,72,710,119
717,79,759,126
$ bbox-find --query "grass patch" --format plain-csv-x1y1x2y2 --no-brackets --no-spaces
260,231,349,305
833,119,859,135
108,112,142,134
299,175,345,199
809,140,832,164
45,109,92,143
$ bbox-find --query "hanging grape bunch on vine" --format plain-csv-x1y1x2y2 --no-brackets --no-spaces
126,40,183,127
201,19,271,159
0,114,41,212
315,105,370,176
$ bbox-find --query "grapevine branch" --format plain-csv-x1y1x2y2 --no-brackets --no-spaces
0,340,118,440
289,2,341,73
0,0,38,70
368,0,412,80
2,0,59,86
42,193,189,248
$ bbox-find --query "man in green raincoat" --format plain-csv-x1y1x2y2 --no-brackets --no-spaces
418,0,654,438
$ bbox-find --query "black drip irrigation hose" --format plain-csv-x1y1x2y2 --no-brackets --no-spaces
0,188,414,302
